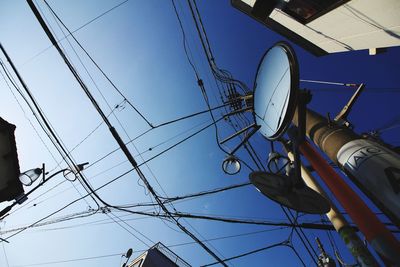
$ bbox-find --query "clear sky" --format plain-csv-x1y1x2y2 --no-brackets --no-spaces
0,1,399,266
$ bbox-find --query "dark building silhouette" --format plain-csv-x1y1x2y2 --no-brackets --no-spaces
127,242,191,267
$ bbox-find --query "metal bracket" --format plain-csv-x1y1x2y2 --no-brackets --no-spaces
334,83,365,127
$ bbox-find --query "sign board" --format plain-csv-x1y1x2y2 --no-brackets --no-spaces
337,139,400,224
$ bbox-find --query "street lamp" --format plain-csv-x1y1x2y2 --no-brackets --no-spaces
0,162,88,219
222,155,241,175
19,168,42,186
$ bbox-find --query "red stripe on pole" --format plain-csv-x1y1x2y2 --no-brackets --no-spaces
300,141,400,262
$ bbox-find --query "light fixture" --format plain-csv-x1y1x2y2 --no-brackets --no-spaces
267,151,290,174
19,168,42,186
1,162,88,220
222,155,241,175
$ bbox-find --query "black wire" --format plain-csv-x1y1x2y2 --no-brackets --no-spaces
0,60,60,167
19,6,228,258
8,227,291,267
168,212,336,231
161,182,251,203
7,252,125,267
201,241,289,267
43,0,153,128
106,212,152,247
185,3,316,263
23,0,131,66
86,102,229,170
0,43,99,208
171,0,200,80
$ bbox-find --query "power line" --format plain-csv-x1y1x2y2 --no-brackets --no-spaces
0,43,98,209
106,212,153,247
10,227,289,267
43,0,153,128
85,103,228,170
28,116,223,211
22,0,131,66
201,241,290,267
1,182,251,234
169,212,337,231
12,252,125,267
0,60,61,169
184,2,315,263
161,182,251,204
8,5,229,260
14,114,225,224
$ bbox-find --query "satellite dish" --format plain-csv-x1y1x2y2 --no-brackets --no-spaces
249,171,330,214
253,42,299,140
126,248,133,258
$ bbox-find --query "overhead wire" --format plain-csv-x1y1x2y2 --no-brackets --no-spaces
106,212,153,248
184,1,316,263
1,181,254,235
43,0,153,128
0,228,9,267
22,0,132,66
84,102,229,170
4,1,98,205
14,4,230,260
10,227,290,267
40,1,233,231
0,59,61,168
0,43,98,209
201,240,290,267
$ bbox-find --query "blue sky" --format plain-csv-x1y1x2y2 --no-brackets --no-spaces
0,1,399,266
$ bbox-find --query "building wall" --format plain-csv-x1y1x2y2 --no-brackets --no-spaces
141,248,179,267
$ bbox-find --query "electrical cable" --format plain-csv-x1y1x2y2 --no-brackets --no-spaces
5,181,254,234
0,43,99,209
43,0,156,201
106,212,152,247
10,227,291,267
0,60,60,168
85,102,229,170
171,0,200,80
11,252,125,267
43,0,153,128
0,229,9,267
9,6,229,260
22,0,131,66
183,2,317,263
201,240,289,267
161,182,251,203
168,212,337,231
111,211,155,245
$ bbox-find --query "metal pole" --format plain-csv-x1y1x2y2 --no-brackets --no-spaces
283,145,379,266
300,140,400,264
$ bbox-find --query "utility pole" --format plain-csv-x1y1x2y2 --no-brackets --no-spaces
282,144,379,266
299,138,400,264
293,107,400,228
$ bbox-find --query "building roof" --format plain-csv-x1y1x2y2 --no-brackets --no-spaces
232,0,400,56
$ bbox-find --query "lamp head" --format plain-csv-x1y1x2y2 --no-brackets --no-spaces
222,155,241,175
19,168,42,186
